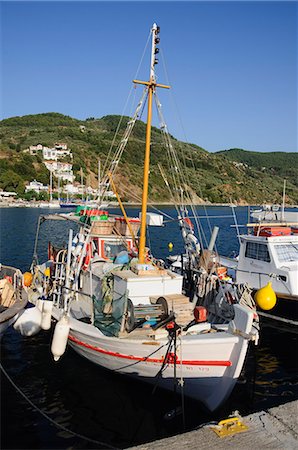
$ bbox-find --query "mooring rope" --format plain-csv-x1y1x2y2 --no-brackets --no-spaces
0,362,119,450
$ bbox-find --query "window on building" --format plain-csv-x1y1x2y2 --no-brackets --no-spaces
274,244,298,263
245,242,271,262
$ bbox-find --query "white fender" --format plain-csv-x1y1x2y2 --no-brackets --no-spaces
37,298,44,312
41,300,53,330
51,316,70,361
13,306,42,336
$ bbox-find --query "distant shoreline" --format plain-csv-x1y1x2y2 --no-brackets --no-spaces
1,201,298,209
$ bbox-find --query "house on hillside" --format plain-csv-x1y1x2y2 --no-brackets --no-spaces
23,144,47,155
54,143,68,150
44,161,74,182
43,143,72,161
0,190,17,198
26,142,73,160
25,180,48,193
64,183,79,194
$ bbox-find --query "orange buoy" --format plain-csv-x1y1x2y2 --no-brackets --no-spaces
23,272,33,287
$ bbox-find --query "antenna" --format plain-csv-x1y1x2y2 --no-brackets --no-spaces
150,23,159,81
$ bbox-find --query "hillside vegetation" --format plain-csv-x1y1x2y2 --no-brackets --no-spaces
1,113,297,204
216,148,297,184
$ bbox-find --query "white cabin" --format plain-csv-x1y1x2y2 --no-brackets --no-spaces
236,233,298,299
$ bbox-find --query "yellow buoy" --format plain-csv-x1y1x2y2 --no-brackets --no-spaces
44,267,51,278
168,242,173,252
23,272,33,287
254,281,277,311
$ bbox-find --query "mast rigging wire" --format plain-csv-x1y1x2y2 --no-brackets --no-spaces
159,47,218,251
101,30,151,177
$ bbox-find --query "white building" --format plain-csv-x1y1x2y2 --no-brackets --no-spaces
0,190,17,198
42,143,72,161
44,162,74,183
43,148,72,161
25,180,48,193
54,143,68,150
28,144,45,155
43,148,58,160
64,184,79,194
29,144,43,152
28,142,72,159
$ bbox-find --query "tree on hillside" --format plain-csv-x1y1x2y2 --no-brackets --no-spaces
0,170,24,193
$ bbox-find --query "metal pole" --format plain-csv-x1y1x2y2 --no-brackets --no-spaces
281,179,286,221
207,226,219,252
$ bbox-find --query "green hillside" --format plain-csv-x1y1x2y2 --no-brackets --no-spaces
216,148,298,187
1,113,297,204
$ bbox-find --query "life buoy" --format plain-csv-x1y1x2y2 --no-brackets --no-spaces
82,243,92,270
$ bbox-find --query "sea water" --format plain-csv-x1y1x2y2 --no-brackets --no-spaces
0,206,297,449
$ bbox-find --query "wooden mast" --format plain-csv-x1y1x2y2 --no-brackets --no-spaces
134,23,170,264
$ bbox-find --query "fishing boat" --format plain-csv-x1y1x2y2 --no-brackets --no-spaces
217,197,298,324
22,24,261,412
225,181,298,321
225,219,298,322
0,264,27,338
59,201,78,209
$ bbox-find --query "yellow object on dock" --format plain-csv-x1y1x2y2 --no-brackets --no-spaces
210,417,248,437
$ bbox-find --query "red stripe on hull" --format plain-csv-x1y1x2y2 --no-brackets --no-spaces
68,334,232,367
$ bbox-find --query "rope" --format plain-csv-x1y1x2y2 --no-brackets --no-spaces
236,269,292,295
158,46,219,252
31,215,43,268
178,334,186,431
152,333,176,394
113,341,169,372
163,214,235,223
119,183,176,221
0,362,119,450
101,31,151,180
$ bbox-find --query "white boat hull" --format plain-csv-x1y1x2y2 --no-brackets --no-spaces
53,309,250,412
0,265,28,338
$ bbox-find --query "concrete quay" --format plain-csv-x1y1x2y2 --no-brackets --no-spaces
130,400,298,450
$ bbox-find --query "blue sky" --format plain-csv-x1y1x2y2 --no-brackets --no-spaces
1,1,297,152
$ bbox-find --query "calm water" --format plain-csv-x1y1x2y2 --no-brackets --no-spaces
1,206,297,450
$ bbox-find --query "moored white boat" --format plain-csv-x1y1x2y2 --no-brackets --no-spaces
0,264,28,338
23,24,260,412
217,208,298,323
235,228,298,301
51,299,255,411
